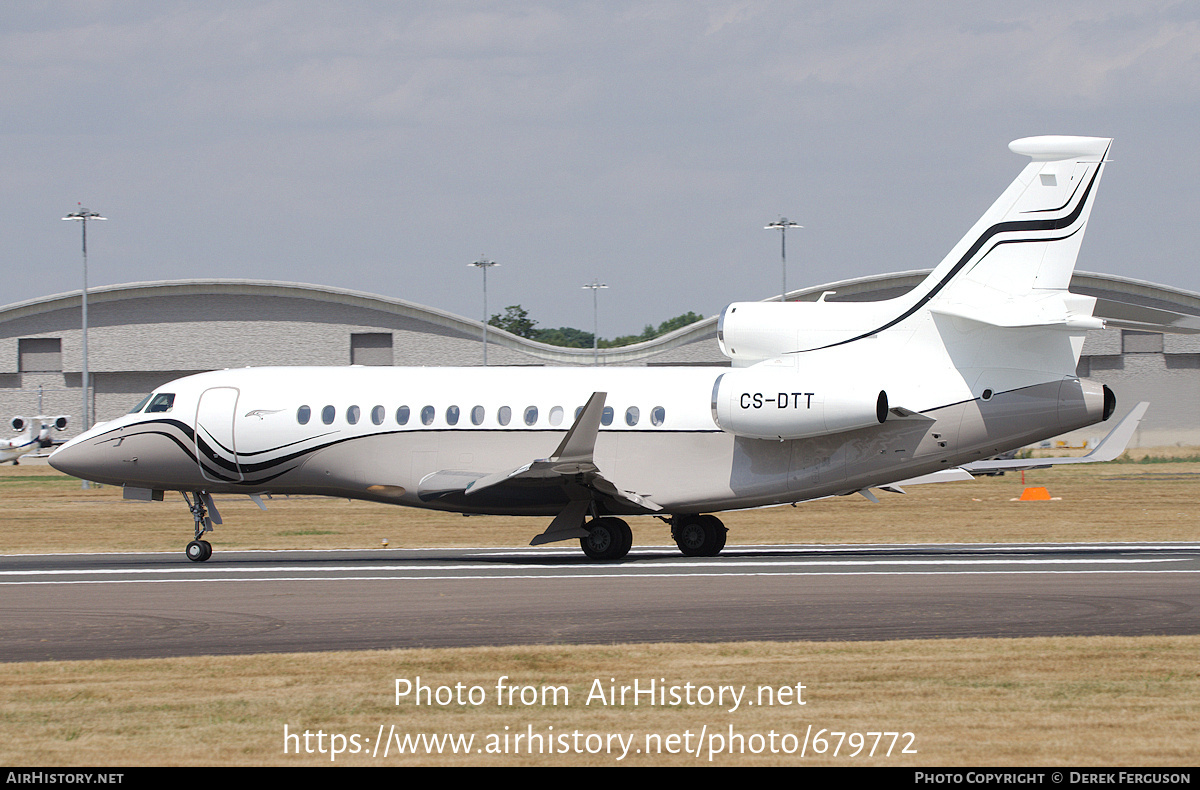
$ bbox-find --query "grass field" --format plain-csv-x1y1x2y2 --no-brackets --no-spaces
1,457,1198,766
3,452,1199,554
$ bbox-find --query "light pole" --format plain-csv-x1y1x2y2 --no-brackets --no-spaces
468,257,498,365
765,217,800,302
581,279,607,365
63,206,104,490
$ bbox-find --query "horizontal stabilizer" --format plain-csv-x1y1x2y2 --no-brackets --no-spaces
1092,298,1200,335
930,303,1103,331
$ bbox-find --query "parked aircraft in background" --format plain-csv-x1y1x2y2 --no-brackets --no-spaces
2,415,69,465
51,136,1148,562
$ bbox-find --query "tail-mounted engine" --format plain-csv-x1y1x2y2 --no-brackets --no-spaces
711,369,889,440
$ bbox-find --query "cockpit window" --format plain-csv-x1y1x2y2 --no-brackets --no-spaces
147,393,175,413
128,394,153,414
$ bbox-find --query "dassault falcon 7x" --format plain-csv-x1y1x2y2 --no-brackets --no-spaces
51,136,1146,562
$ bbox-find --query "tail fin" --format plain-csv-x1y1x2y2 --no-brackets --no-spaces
921,135,1111,311
717,137,1111,364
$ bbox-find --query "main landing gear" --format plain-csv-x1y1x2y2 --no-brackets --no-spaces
576,514,729,560
671,514,727,557
579,517,633,561
183,491,217,562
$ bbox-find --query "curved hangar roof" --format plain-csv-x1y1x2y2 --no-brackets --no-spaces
1,273,1198,373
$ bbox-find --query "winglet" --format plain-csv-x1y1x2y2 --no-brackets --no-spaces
1077,401,1149,462
550,391,607,462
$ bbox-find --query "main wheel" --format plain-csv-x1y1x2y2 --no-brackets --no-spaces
673,514,726,557
580,517,632,561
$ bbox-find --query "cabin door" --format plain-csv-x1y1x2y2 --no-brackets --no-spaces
194,387,243,483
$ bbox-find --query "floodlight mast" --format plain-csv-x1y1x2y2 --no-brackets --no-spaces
62,206,105,490
765,217,801,302
468,257,498,365
581,279,608,365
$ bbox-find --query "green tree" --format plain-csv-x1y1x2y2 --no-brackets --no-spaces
488,306,702,348
599,311,704,347
488,305,538,339
533,326,595,348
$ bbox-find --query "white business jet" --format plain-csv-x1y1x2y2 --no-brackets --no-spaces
51,136,1148,563
2,415,69,465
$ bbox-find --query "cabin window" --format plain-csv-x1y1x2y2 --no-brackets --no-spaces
421,405,435,426
148,393,175,413
651,406,665,426
321,405,335,425
625,406,640,426
347,405,361,425
446,405,460,425
601,406,614,426
471,405,485,425
574,406,583,421
371,405,385,425
524,406,538,426
297,405,311,425
396,405,410,425
549,406,564,426
128,394,153,414
498,406,512,426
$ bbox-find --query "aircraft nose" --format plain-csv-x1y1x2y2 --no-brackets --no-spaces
49,437,107,482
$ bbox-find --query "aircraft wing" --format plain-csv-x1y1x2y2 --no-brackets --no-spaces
960,401,1149,474
885,403,1149,491
416,392,661,542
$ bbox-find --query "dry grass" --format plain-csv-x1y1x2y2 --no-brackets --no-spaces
2,637,1197,766
2,459,1199,554
2,460,1198,766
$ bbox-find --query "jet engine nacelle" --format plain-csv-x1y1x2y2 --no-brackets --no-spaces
711,369,889,440
53,416,69,431
718,300,887,363
11,416,26,432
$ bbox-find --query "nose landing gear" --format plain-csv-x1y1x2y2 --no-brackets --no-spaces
182,491,221,562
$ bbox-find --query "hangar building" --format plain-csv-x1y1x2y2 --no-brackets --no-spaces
2,272,1198,447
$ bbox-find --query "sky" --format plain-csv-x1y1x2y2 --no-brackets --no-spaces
2,1,1198,337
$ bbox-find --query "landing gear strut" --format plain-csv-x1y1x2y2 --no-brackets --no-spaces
579,517,633,561
671,514,727,557
182,491,216,562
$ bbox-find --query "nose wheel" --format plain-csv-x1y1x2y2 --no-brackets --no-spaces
186,539,213,562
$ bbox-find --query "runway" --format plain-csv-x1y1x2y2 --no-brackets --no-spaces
3,542,1199,662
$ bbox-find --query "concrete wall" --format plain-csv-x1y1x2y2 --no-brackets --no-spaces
3,275,1198,448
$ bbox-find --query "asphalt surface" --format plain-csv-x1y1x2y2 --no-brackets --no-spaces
3,542,1198,662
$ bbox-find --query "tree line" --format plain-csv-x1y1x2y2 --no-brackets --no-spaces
488,305,703,349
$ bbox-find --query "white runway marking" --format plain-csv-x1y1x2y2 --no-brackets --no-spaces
2,548,1197,585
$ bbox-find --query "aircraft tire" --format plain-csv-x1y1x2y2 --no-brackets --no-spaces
580,517,631,561
186,540,212,563
673,514,726,557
